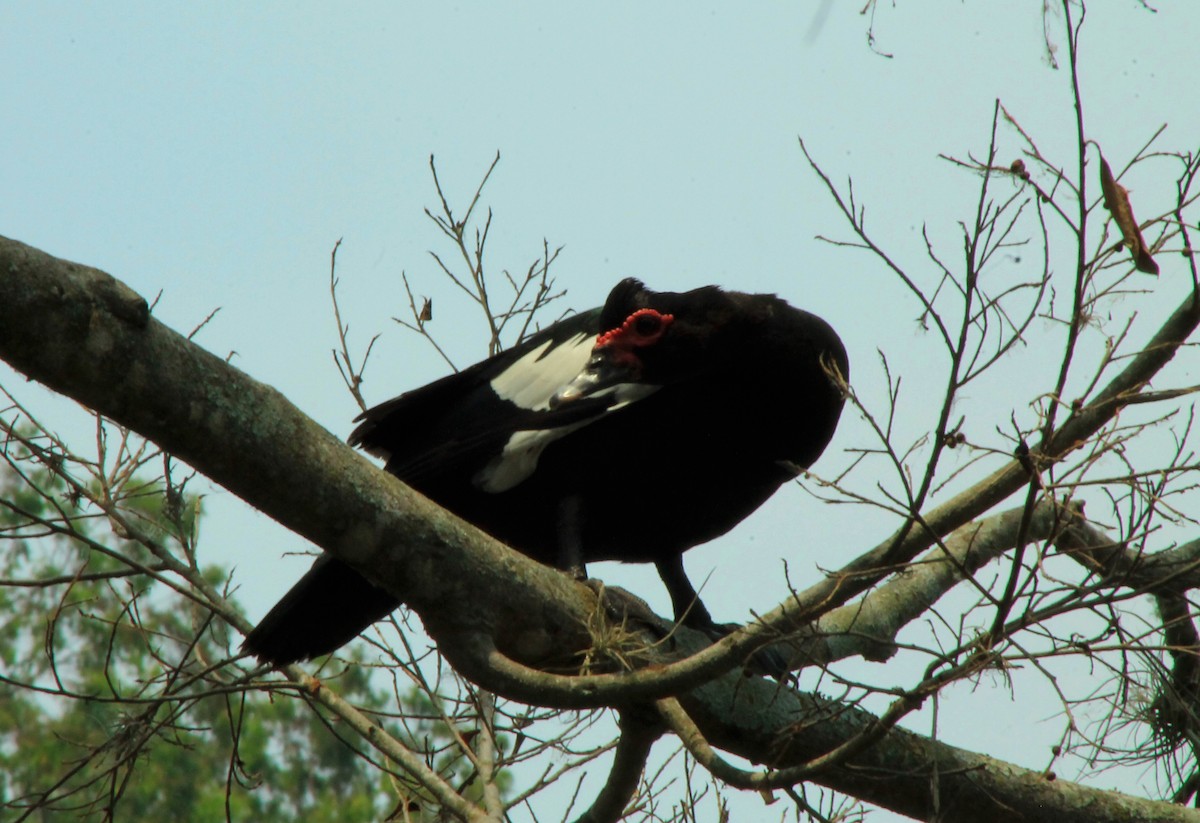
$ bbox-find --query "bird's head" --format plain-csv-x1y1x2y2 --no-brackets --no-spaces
549,278,746,407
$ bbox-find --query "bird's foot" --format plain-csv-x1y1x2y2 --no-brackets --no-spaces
576,579,793,680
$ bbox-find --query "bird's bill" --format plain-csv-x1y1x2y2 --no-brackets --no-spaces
549,350,640,408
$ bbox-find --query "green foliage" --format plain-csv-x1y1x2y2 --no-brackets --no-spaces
0,427,485,821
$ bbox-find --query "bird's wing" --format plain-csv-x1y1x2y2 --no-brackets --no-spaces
349,308,643,490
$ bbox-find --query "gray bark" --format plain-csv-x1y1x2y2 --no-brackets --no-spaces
2,234,1197,822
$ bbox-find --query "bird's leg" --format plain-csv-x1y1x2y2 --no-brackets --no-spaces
656,554,790,679
655,554,716,631
556,495,587,580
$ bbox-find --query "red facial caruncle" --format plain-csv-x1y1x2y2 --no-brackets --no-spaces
594,308,675,369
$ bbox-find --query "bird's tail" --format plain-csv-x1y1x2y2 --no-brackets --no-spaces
241,555,399,665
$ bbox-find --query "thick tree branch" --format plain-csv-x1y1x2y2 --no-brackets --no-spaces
1056,521,1200,592
2,235,1197,822
0,234,602,673
790,498,1078,667
571,709,661,823
751,282,1200,643
679,675,1199,822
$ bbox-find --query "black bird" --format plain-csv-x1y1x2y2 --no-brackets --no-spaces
243,278,848,665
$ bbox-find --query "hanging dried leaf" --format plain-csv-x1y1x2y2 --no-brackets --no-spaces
1099,153,1159,275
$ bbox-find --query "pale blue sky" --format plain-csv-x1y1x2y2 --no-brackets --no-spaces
3,3,1198,819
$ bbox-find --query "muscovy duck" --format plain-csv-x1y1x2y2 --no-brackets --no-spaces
243,278,848,664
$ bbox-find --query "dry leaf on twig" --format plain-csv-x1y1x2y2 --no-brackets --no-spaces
1099,151,1159,275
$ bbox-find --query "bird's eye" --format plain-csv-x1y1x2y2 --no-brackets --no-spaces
634,313,662,336
595,308,674,350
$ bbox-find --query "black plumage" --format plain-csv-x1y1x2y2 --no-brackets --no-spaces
243,278,848,664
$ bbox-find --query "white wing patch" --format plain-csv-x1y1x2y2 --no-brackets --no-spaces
475,380,661,493
479,330,662,492
489,332,594,411
473,424,591,492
